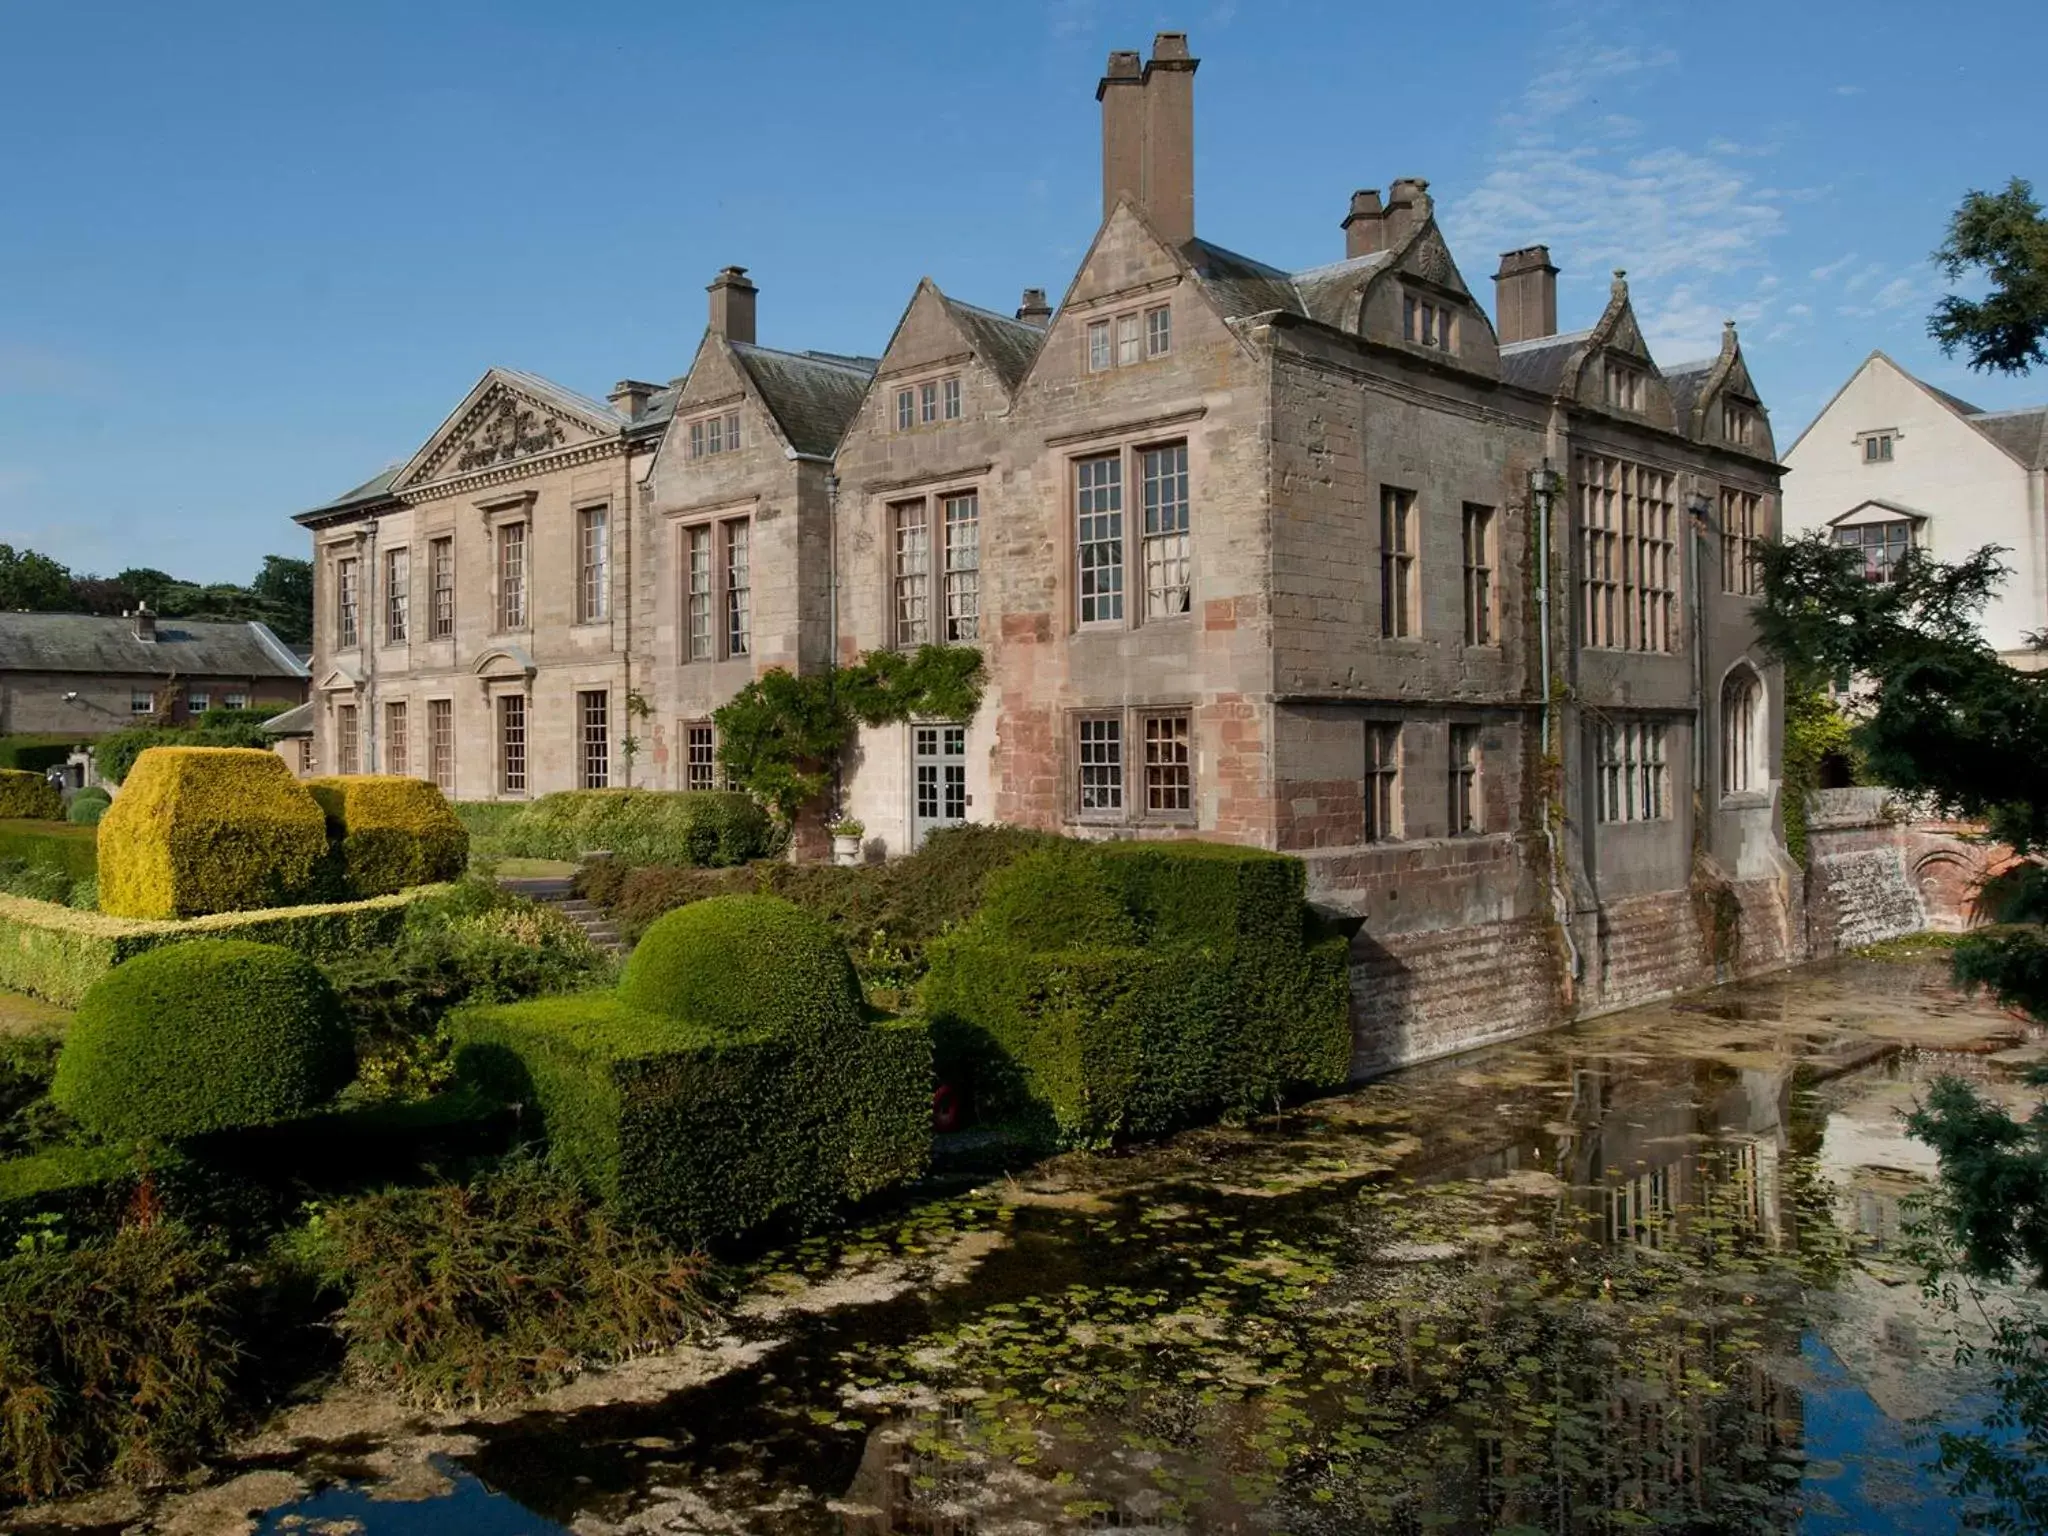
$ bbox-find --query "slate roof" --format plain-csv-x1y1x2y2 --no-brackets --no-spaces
941,296,1045,393
1180,239,1311,321
0,614,310,680
259,700,315,737
1663,356,1716,423
1969,406,2048,469
1498,330,1593,395
730,343,876,457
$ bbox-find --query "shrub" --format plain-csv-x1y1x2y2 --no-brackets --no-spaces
97,746,326,918
0,858,72,905
0,736,79,775
0,1221,243,1502
52,940,354,1143
0,887,427,1008
451,801,525,862
0,770,60,821
92,716,279,788
455,895,930,1245
65,787,110,827
0,820,97,882
305,775,468,897
0,1032,65,1160
501,790,769,868
292,1159,711,1409
922,841,1351,1148
618,894,863,1042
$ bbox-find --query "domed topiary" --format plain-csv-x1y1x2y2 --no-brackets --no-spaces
52,939,353,1143
97,747,326,918
304,774,468,897
66,786,111,826
618,894,862,1043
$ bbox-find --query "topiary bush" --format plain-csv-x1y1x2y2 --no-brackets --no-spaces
96,746,326,918
0,770,60,821
52,939,354,1143
454,895,929,1246
305,775,468,897
65,787,110,827
500,790,769,868
922,841,1351,1148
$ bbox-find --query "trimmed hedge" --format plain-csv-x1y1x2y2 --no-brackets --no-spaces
306,775,468,897
65,787,111,827
0,770,60,821
0,820,97,882
922,842,1351,1148
501,790,770,868
0,735,81,775
53,940,354,1143
98,746,326,918
0,887,434,1007
455,895,929,1245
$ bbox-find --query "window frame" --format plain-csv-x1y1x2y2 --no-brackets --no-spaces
1576,453,1677,653
1720,669,1763,801
1859,430,1897,463
187,689,210,715
427,698,455,793
686,409,744,459
1085,301,1173,371
1068,705,1199,827
335,703,360,776
1833,517,1914,584
1447,722,1482,836
1072,439,1193,632
497,693,527,797
1379,486,1418,639
495,521,528,633
889,496,933,648
223,692,248,711
1595,716,1672,824
384,700,408,777
683,720,720,792
1401,291,1457,352
1602,356,1647,413
429,536,455,639
1461,502,1496,646
1719,488,1763,597
384,547,409,645
577,689,610,790
335,555,359,650
677,515,754,662
1364,721,1402,843
576,504,611,624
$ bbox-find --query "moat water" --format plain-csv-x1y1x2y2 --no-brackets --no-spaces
59,955,2048,1533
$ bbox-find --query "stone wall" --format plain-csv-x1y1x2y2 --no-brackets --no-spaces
1800,789,2013,956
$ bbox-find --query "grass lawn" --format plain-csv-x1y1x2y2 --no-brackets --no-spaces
0,989,71,1038
489,857,582,880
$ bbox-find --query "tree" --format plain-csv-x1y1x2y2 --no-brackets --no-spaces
0,544,76,611
1931,177,2048,376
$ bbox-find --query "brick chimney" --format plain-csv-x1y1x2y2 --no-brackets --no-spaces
1494,246,1560,345
1382,178,1432,243
1096,33,1199,245
1016,287,1053,326
609,379,658,420
707,266,757,345
1342,189,1386,259
130,602,156,644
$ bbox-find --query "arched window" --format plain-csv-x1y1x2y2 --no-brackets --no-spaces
1721,666,1763,798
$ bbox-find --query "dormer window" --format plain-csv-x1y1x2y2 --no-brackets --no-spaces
894,375,963,431
1860,431,1896,463
1721,399,1757,447
1402,294,1455,352
687,410,742,459
1602,357,1646,413
1086,304,1172,372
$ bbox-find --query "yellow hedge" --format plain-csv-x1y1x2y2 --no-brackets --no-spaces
0,769,60,821
97,747,327,919
304,775,468,897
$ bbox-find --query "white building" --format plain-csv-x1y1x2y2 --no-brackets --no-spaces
1784,352,2048,665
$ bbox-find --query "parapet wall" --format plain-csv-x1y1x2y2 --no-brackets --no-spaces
1803,789,2006,957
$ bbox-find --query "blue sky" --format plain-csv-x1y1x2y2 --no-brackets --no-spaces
2,0,2042,582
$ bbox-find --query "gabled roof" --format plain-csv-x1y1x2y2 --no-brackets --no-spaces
260,700,315,737
1971,406,2048,469
729,343,876,458
1828,497,1933,526
0,614,309,680
1181,238,1311,320
939,295,1045,393
1663,356,1717,423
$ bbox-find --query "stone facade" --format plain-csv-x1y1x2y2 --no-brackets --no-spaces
296,30,1798,1074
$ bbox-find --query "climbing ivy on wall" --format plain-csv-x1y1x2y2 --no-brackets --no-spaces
713,646,985,824
1781,682,1862,866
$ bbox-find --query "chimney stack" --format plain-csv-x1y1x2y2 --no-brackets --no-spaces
1493,245,1559,345
1016,287,1053,326
1342,189,1386,259
1096,33,1200,245
707,266,757,345
609,379,658,420
1382,178,1433,244
131,602,156,644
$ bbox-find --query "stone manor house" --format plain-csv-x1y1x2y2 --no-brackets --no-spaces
296,33,1794,1071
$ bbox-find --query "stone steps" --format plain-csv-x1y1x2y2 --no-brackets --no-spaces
496,876,629,956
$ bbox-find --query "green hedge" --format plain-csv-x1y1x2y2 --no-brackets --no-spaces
0,820,97,882
0,735,80,774
54,940,354,1144
0,886,436,1007
0,770,61,821
922,842,1351,1148
501,790,769,868
454,894,928,1245
305,776,468,897
66,787,111,826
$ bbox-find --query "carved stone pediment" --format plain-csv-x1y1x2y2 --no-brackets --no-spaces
419,387,579,481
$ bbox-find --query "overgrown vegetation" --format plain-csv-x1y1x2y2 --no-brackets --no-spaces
498,789,768,868
91,708,291,787
290,1160,712,1408
713,645,984,822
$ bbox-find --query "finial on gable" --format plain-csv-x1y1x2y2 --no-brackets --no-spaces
1721,318,1739,355
1610,269,1629,301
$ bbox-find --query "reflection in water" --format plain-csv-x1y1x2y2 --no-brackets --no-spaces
240,961,2033,1534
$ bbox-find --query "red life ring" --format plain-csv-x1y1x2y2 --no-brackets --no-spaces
932,1082,962,1133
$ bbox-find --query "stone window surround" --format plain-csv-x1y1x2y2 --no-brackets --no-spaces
481,676,532,800
667,496,757,664
887,363,967,432
1073,276,1178,375
321,532,368,654
685,402,745,459
1065,701,1197,828
1854,427,1901,462
1363,718,1402,844
1719,662,1767,806
478,491,536,638
574,500,611,627
1399,287,1457,353
1065,429,1197,635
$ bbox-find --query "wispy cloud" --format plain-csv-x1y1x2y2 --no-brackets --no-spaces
1834,84,1863,96
1047,0,1095,40
1809,252,1859,282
